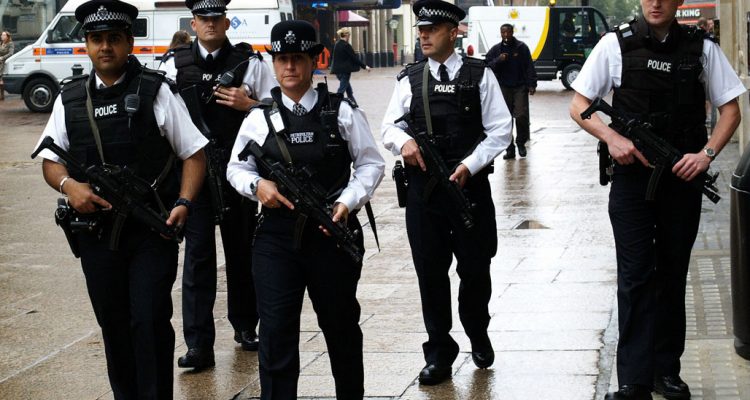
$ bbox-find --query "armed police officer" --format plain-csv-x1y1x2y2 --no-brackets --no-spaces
159,0,276,370
570,0,745,399
381,0,512,386
227,20,384,399
33,0,207,397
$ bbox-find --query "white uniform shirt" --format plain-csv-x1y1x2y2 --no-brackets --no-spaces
34,72,208,163
572,32,747,108
227,87,386,212
381,52,513,176
159,40,276,100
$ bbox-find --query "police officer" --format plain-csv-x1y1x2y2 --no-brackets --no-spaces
570,0,745,399
381,0,512,386
33,0,207,397
159,0,276,369
226,20,385,399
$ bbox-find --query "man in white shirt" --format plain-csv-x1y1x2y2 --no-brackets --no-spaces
570,1,745,399
33,0,206,396
381,0,512,386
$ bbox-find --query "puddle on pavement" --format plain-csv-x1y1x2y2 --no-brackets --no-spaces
513,220,549,230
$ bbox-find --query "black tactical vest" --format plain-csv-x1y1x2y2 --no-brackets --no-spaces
613,17,708,154
404,58,486,167
174,40,255,151
61,56,179,205
258,86,353,201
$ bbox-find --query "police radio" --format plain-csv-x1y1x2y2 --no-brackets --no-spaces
205,57,252,104
124,69,144,130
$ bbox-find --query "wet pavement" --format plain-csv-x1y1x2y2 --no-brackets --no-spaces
0,67,748,399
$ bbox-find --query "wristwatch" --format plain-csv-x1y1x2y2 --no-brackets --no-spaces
250,177,262,196
173,198,193,215
703,147,716,161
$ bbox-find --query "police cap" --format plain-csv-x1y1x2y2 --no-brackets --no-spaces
413,0,465,27
266,20,324,56
186,0,230,17
75,0,138,34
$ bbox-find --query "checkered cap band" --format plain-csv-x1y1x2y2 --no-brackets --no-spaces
83,5,133,27
191,0,226,11
270,41,282,52
300,40,316,51
418,7,460,24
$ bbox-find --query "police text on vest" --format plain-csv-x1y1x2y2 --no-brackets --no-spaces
433,84,456,94
94,104,118,118
289,132,315,144
647,59,672,73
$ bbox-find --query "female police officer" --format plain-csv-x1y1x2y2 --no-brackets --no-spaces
226,20,384,399
33,0,207,397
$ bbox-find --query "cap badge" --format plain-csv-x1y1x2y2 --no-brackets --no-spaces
285,30,296,44
97,5,108,16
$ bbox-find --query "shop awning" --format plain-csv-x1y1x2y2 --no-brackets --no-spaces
338,10,369,27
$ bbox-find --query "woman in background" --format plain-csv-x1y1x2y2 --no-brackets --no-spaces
0,31,15,101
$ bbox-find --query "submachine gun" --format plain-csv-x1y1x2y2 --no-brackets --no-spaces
237,139,364,264
32,136,183,255
180,84,231,223
394,113,475,230
581,97,721,204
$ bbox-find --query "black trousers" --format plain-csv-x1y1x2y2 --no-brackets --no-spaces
253,211,364,400
78,225,178,400
181,185,258,349
500,85,530,153
609,170,702,386
405,168,498,365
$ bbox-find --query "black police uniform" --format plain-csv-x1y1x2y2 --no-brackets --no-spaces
401,57,498,366
252,87,365,399
609,18,708,387
173,28,259,354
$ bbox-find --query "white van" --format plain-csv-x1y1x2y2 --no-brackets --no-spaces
2,0,293,112
464,5,609,89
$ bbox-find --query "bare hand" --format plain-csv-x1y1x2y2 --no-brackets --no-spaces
65,179,112,214
256,179,295,210
214,86,257,111
365,66,371,72
605,132,649,167
164,205,188,239
672,152,711,182
319,202,349,236
401,139,426,171
449,164,471,188
499,53,508,62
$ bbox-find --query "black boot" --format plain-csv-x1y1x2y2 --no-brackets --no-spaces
653,375,690,399
604,385,652,399
177,347,215,370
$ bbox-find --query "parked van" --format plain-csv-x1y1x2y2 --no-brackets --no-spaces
464,5,609,89
2,0,293,112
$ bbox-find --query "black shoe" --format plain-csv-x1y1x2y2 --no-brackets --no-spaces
471,348,495,369
518,145,527,157
177,348,215,370
234,329,259,351
653,375,691,399
604,385,652,400
503,151,516,160
418,363,452,385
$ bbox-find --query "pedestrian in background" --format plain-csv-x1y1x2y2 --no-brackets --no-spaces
227,20,384,399
159,0,276,371
382,0,512,386
330,27,370,104
570,0,745,398
33,0,207,396
0,31,15,100
169,29,192,49
486,23,536,160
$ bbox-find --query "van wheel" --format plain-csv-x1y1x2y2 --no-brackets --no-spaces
561,64,581,90
23,77,58,113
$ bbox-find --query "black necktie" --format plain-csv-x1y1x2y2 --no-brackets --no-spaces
205,53,214,66
439,64,449,82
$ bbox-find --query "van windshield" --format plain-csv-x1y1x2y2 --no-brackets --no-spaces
47,16,85,43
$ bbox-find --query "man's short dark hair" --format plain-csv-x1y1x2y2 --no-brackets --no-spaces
501,24,513,32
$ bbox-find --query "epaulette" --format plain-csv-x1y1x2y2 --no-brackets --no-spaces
161,48,176,62
462,56,486,67
165,76,178,93
251,97,274,110
613,18,636,39
235,42,262,60
397,59,426,80
60,73,88,87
